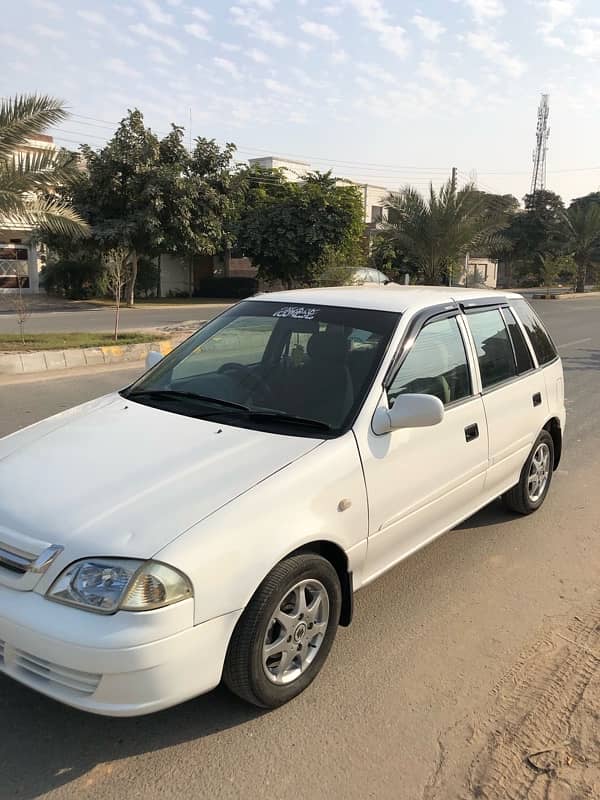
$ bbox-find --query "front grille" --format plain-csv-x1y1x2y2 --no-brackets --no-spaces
0,640,101,697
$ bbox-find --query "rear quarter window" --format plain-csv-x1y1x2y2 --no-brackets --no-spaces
510,299,557,366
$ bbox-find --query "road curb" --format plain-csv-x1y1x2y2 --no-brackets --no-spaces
0,335,187,377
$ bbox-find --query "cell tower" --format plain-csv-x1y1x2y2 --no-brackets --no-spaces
530,94,550,194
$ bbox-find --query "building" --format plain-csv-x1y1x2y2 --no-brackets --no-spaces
248,156,310,182
458,255,499,289
0,134,55,294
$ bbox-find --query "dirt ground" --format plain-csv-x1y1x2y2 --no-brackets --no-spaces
426,591,600,799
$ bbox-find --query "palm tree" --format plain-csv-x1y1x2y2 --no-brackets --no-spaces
0,94,88,237
383,180,508,285
564,204,600,293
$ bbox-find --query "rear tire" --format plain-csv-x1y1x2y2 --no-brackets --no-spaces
223,554,341,708
502,430,554,515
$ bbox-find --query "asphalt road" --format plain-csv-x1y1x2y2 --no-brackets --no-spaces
0,302,231,334
0,299,599,800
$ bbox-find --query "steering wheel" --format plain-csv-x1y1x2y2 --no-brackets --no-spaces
217,363,271,400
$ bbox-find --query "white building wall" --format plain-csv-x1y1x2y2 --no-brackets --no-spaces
248,157,310,182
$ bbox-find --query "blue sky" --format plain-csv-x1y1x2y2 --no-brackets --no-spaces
3,0,600,202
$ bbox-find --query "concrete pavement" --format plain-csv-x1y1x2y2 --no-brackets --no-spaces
0,299,599,800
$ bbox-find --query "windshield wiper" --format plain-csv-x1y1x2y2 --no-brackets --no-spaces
122,389,250,412
200,407,332,431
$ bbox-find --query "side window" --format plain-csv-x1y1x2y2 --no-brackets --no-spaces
510,299,557,365
502,307,534,373
467,309,516,389
388,316,471,406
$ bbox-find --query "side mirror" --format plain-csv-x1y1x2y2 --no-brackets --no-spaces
372,393,444,435
145,350,163,371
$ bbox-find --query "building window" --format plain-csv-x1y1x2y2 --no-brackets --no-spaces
371,206,383,223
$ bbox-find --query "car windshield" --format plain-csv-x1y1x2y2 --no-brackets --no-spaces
123,300,399,436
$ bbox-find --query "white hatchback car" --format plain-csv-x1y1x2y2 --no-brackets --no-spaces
0,287,565,716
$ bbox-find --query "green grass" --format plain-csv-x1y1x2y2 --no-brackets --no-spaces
83,297,235,307
0,332,165,353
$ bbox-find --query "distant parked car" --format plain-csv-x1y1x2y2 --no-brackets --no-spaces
352,268,392,285
0,286,564,716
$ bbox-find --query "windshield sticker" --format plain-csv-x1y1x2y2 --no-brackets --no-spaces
273,306,318,320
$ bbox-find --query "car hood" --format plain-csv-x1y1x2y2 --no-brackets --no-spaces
0,394,321,560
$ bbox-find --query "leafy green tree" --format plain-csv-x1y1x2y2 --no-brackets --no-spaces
235,171,364,287
383,180,508,285
157,127,237,294
538,253,575,297
503,190,566,285
564,203,600,292
0,94,88,237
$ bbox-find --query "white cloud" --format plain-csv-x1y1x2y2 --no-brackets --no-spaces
148,46,173,64
292,67,327,88
299,19,339,41
230,5,289,46
32,23,64,39
114,4,136,16
191,7,212,20
240,0,277,7
357,61,395,83
322,4,342,15
264,77,295,94
289,110,308,124
106,57,142,78
574,23,600,58
166,0,182,5
418,51,449,84
77,10,107,25
0,32,36,56
184,22,210,38
331,47,348,63
31,0,62,16
249,47,269,62
411,14,445,42
213,56,242,79
221,42,242,51
537,0,577,48
454,78,477,105
464,0,506,23
129,21,186,52
138,0,173,24
348,0,409,58
467,29,525,76
297,41,314,52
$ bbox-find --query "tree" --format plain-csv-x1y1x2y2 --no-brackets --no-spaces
72,110,164,305
0,94,88,237
102,248,132,341
157,127,237,294
503,190,566,285
564,204,600,292
538,253,575,298
236,171,365,287
383,180,509,285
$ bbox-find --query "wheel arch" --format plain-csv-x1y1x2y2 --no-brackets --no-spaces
288,541,353,627
543,417,562,469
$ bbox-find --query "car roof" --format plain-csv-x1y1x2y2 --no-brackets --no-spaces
249,285,522,314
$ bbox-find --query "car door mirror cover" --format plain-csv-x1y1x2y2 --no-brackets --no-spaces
145,350,163,371
372,393,445,435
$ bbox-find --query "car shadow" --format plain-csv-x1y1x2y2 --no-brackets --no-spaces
0,679,265,799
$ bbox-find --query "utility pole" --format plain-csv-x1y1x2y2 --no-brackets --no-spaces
451,166,457,192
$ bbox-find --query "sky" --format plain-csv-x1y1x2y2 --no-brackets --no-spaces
3,0,600,203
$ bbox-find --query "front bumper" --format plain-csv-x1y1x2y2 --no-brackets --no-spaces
0,584,241,716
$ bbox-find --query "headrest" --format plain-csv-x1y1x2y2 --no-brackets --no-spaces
307,331,348,363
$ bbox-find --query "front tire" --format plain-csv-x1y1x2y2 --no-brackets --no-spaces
223,554,342,708
503,430,554,515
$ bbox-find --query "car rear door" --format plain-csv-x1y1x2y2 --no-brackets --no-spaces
355,305,489,583
461,300,549,498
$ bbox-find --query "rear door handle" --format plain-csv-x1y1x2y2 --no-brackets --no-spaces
464,423,479,442
532,392,542,407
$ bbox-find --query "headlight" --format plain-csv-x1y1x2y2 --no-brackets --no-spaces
46,558,193,614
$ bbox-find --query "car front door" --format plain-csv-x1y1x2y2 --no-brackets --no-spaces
355,307,489,583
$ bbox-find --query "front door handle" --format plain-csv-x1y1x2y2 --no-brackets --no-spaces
465,423,479,442
533,392,542,407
